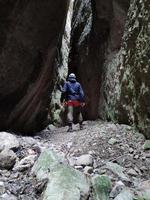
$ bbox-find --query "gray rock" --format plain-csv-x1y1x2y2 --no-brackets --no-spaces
114,189,133,200
0,181,5,195
108,138,117,145
0,132,19,150
136,180,150,199
32,150,90,200
105,162,129,181
0,149,17,169
0,193,17,200
143,140,150,150
13,155,37,172
127,169,138,176
110,181,125,198
83,166,93,174
75,154,93,166
75,166,83,170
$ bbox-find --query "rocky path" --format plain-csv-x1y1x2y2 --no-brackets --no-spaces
0,120,150,199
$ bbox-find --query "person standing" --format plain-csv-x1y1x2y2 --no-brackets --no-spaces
60,73,85,132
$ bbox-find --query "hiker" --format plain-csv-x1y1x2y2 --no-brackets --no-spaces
60,73,85,132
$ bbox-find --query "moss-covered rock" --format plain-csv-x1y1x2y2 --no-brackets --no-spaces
99,0,150,138
92,175,111,200
32,150,90,200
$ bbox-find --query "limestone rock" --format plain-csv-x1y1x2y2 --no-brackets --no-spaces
110,181,125,198
0,149,17,170
136,180,150,199
0,132,19,150
108,138,117,145
143,140,150,150
43,165,90,200
105,162,129,181
0,193,17,200
32,150,64,180
32,150,90,200
114,189,133,200
83,166,93,174
0,181,5,195
13,155,37,172
127,169,138,176
75,154,93,166
92,175,111,200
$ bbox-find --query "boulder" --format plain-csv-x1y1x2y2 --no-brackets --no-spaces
75,154,93,166
114,189,133,200
143,140,150,150
110,181,125,198
32,150,90,200
92,175,111,200
136,180,150,199
0,132,19,150
105,162,129,181
0,149,17,169
13,154,37,172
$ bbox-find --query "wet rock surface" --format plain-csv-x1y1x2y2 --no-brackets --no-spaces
0,120,150,199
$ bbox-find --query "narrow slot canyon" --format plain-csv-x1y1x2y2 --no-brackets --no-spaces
0,0,149,138
0,1,150,199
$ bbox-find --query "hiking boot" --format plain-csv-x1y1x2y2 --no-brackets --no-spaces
67,126,73,132
79,123,84,130
67,123,73,132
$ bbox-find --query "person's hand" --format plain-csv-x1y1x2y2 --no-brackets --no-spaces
81,102,85,107
61,102,68,106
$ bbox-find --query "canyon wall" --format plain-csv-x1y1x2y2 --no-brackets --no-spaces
99,0,150,138
0,0,69,133
69,0,130,120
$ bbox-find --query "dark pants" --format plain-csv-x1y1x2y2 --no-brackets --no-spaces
67,106,83,124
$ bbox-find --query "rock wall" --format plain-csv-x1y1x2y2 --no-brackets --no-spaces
0,0,69,133
69,0,130,120
99,0,150,138
50,0,75,125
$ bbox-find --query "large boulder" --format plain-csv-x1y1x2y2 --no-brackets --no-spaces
32,150,90,200
0,149,17,169
0,132,19,150
0,0,69,133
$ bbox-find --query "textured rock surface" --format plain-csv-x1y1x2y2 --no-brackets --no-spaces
0,132,19,150
99,0,150,138
92,175,111,200
32,150,90,200
0,0,69,133
69,0,130,120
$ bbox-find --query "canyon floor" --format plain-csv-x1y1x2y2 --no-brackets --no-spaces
0,120,150,199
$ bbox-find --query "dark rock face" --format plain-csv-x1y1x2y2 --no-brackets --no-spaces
69,0,130,120
0,0,69,133
99,0,150,138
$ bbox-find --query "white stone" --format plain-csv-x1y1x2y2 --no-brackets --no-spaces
0,132,19,150
83,166,93,174
13,155,37,172
75,154,93,166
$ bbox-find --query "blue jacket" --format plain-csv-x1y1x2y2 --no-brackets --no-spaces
62,78,85,102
